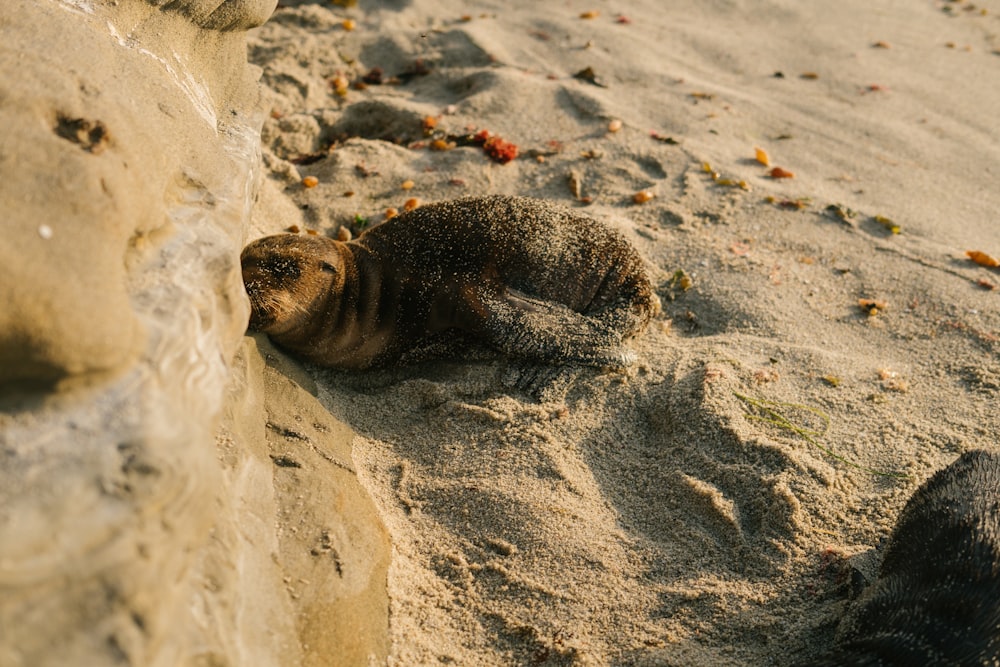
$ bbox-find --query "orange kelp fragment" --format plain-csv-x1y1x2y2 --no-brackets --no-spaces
776,198,810,210
430,138,455,151
754,147,770,166
859,298,888,316
330,74,349,96
769,167,794,179
967,250,1000,268
650,131,679,144
701,162,748,190
633,190,655,204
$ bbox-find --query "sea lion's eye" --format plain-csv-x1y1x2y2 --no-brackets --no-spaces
320,261,338,274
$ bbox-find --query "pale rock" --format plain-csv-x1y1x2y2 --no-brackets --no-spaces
0,1,389,665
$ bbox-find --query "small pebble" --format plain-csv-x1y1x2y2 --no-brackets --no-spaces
302,176,319,188
38,224,53,239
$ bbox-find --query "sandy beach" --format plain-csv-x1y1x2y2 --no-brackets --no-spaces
245,1,1000,663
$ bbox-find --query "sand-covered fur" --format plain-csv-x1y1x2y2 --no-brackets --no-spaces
810,450,1000,665
243,195,657,371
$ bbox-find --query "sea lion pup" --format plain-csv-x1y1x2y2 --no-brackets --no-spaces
806,449,1000,666
241,195,657,372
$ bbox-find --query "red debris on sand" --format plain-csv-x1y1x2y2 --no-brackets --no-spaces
483,136,519,164
467,130,518,164
444,129,519,164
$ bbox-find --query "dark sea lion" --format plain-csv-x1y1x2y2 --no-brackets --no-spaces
241,195,658,372
806,449,1000,666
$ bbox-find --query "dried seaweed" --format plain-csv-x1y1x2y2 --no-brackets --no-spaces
734,392,909,478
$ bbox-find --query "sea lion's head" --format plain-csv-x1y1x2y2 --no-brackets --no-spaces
240,234,343,334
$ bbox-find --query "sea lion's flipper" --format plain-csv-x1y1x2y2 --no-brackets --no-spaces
501,362,580,401
478,290,636,369
396,331,479,366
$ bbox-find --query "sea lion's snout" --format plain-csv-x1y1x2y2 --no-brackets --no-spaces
243,275,276,331
241,259,283,332
240,233,344,335
240,236,308,332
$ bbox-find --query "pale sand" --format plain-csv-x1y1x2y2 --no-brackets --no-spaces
247,1,1000,663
